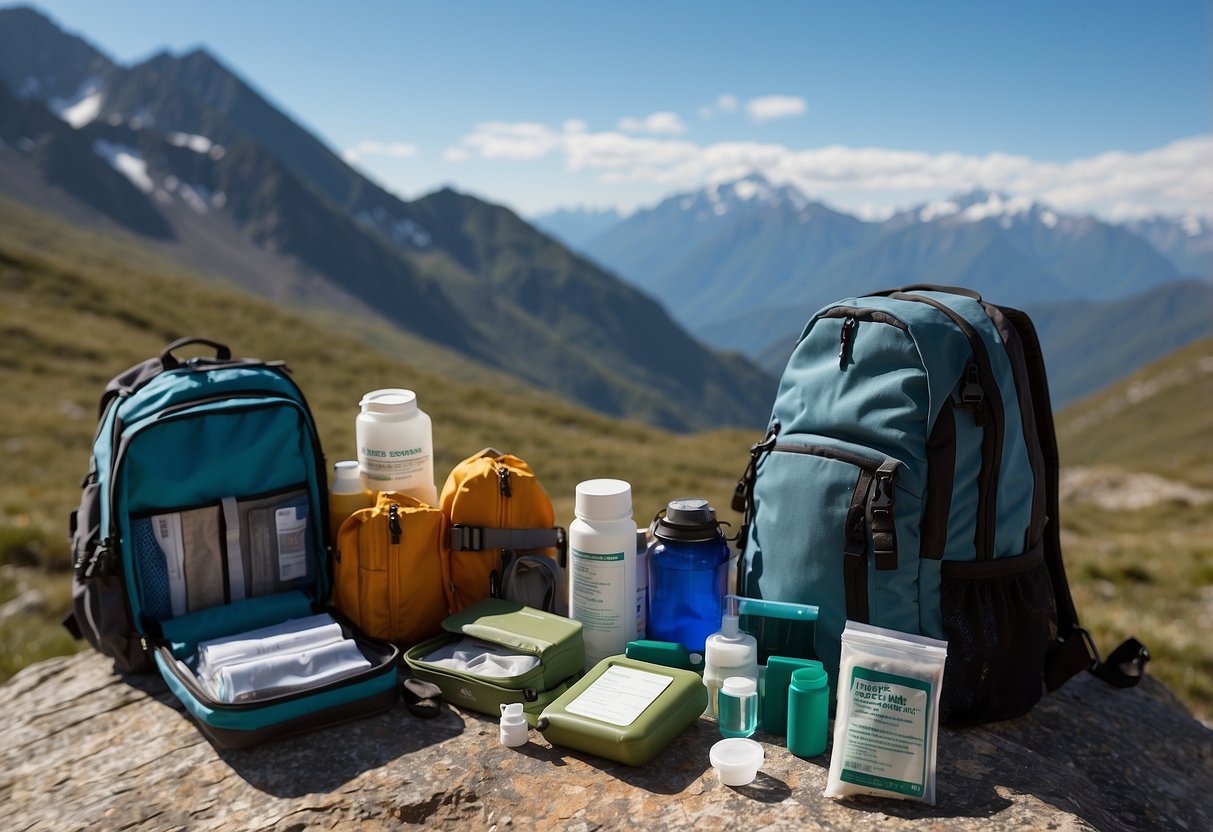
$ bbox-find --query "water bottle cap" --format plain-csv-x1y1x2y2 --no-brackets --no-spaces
575,479,633,521
653,498,723,543
359,388,418,416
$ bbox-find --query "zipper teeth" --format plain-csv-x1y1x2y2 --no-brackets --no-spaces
771,442,891,474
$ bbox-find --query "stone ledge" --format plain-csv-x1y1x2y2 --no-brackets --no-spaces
2,651,1209,830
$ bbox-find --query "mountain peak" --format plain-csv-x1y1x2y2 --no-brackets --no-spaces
909,189,1064,228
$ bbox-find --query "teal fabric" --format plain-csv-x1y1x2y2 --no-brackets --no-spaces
154,650,395,732
743,289,1040,682
90,363,327,630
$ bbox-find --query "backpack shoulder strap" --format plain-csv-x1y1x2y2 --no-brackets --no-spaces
997,305,1149,691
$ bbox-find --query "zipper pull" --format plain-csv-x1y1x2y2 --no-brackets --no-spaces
498,467,512,498
838,316,858,368
388,503,402,545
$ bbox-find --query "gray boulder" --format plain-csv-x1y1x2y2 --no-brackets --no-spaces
1,651,1209,830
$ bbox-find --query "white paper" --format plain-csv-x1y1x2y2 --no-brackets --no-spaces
212,639,371,703
152,512,187,617
565,664,673,727
275,506,308,582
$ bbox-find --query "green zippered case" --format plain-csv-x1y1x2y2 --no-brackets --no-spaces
403,598,583,723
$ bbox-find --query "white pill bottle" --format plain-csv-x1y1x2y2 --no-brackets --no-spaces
355,389,437,506
569,479,638,672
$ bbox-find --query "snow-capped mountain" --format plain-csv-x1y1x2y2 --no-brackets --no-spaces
0,5,774,432
1124,215,1213,278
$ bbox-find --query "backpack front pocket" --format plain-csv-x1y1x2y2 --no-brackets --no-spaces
742,438,921,679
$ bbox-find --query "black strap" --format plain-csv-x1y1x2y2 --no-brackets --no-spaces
843,469,874,622
867,284,984,301
160,337,232,369
62,610,82,640
999,306,1148,691
448,525,567,564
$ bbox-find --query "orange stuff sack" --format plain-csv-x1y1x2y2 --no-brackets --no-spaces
333,492,447,646
440,448,566,615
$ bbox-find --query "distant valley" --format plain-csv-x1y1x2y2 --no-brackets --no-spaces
539,177,1212,406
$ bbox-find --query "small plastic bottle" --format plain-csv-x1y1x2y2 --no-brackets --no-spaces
499,702,528,748
328,460,374,544
702,609,758,719
569,479,638,672
718,676,758,738
787,663,829,758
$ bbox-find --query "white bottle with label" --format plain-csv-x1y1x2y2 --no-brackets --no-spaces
569,479,638,673
355,389,437,505
702,613,759,719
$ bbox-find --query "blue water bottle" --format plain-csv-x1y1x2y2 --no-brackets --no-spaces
645,498,730,654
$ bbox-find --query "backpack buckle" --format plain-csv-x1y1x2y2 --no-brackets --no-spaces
952,362,985,409
449,524,483,552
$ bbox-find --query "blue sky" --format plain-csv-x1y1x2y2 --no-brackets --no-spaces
21,1,1212,219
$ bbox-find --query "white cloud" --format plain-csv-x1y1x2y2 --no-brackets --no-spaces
563,118,588,133
342,141,419,163
701,93,740,119
617,111,687,136
443,147,470,162
451,118,1213,220
746,95,808,122
460,121,558,160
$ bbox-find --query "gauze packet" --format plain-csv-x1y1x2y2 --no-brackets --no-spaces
825,621,948,805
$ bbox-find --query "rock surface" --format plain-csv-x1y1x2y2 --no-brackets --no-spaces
2,651,1210,831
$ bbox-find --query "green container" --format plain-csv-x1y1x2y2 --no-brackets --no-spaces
538,656,708,766
404,598,584,723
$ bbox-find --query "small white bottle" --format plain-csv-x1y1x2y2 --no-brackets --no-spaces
355,389,437,505
569,479,638,673
702,613,758,719
328,460,374,545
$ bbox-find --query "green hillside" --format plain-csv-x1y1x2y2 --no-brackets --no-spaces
0,196,755,675
1055,338,1213,718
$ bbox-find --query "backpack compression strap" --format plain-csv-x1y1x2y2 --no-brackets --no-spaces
999,306,1149,691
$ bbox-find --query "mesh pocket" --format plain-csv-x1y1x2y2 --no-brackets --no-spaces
939,545,1056,725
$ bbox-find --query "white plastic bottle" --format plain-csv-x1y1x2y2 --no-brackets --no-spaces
569,479,638,672
355,389,437,505
702,613,759,719
328,460,374,544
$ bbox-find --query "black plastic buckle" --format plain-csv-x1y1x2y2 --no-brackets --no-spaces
449,524,483,552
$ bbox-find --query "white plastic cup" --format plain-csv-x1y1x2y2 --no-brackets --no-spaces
709,737,764,786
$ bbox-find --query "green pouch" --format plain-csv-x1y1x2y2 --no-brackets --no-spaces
403,597,583,723
537,656,708,766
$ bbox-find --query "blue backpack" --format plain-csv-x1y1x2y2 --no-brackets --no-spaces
67,338,398,746
733,286,1147,724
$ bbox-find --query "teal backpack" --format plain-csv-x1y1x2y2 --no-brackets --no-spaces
733,286,1147,724
68,338,398,746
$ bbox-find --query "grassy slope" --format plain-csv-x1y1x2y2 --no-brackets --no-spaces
0,196,755,675
2,195,1209,721
1055,338,1213,717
